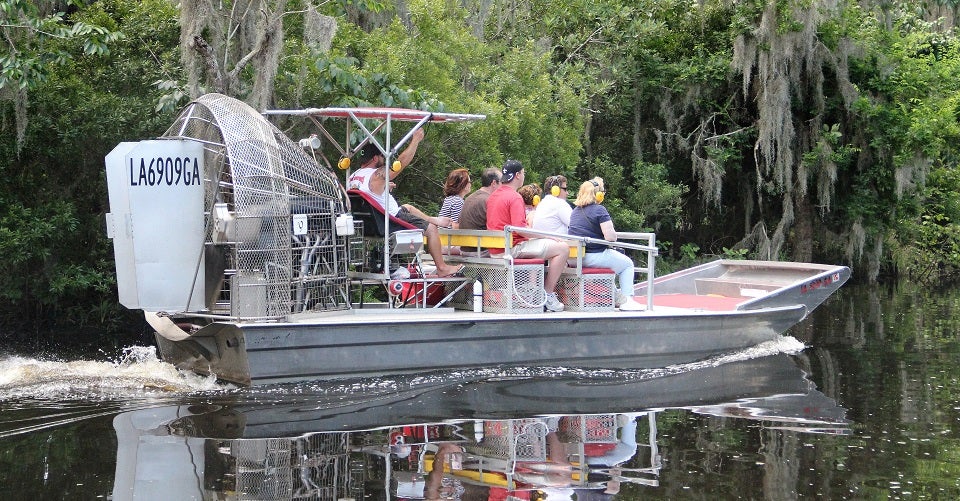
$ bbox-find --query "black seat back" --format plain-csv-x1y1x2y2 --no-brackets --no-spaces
347,189,417,237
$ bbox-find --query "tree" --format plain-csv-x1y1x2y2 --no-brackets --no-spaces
177,0,357,111
0,0,180,336
0,0,121,153
527,0,960,282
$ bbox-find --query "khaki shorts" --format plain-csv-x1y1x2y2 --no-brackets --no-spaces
512,238,552,259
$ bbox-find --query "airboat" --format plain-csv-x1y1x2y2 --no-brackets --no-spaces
104,93,850,386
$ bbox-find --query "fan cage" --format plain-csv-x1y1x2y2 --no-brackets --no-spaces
161,93,354,320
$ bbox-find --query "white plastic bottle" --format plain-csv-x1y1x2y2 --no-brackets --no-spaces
473,279,483,312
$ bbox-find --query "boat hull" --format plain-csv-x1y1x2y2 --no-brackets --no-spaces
156,305,806,385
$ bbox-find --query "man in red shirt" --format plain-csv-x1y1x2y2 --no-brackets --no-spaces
486,160,568,312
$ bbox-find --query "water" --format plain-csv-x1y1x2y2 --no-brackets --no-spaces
0,283,958,499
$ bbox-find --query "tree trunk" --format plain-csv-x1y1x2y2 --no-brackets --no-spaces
792,193,814,262
192,36,226,94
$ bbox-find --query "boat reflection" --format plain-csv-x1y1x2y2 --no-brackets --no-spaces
111,354,849,500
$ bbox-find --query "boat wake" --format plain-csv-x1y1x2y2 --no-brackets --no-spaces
409,335,807,384
279,336,808,398
0,346,234,439
0,345,228,401
0,337,808,438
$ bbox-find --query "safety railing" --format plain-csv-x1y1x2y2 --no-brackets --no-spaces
501,226,658,311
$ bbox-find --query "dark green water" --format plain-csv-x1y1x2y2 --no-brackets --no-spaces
0,283,957,499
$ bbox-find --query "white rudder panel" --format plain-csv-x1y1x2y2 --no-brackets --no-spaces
105,140,206,311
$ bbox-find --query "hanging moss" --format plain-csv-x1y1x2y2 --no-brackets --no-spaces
729,1,856,259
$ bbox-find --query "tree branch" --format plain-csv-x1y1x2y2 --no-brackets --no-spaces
228,10,274,79
192,35,225,93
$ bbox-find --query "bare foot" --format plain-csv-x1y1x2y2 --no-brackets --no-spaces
437,265,465,277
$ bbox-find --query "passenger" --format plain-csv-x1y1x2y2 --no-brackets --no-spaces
438,168,472,255
516,414,638,496
423,442,468,500
347,129,464,278
568,177,643,311
486,160,569,313
532,175,572,235
458,167,501,231
518,183,542,227
438,168,471,229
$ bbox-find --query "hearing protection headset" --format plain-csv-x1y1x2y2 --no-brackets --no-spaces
547,175,564,197
591,180,605,204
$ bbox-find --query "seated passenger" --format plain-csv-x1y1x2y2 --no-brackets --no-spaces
458,167,501,231
568,177,643,311
438,168,471,229
518,183,542,227
346,129,463,277
532,175,572,235
486,160,568,312
438,168,472,254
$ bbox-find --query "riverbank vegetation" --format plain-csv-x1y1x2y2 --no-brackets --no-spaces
2,0,960,335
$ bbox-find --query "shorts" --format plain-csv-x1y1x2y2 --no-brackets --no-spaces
396,207,429,230
512,238,552,259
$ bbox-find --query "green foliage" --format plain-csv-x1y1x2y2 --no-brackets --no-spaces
835,8,960,281
680,243,700,262
0,200,78,300
0,0,181,333
891,166,960,283
721,247,749,259
580,156,686,234
0,198,120,331
0,0,123,90
9,0,960,336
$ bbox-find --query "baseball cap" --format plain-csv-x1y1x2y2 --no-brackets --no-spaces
501,160,523,183
359,143,380,164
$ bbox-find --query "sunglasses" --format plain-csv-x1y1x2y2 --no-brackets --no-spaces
547,176,568,191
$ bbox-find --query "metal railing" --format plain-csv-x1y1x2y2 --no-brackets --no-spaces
502,226,658,311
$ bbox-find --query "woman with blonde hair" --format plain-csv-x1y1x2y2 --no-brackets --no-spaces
568,177,643,311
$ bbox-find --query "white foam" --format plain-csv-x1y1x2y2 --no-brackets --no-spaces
0,345,228,400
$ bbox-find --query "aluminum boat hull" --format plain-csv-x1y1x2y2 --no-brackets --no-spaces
154,259,850,385
156,304,806,385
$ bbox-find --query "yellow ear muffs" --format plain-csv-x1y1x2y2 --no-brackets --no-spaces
591,180,605,204
337,157,351,170
551,185,560,197
532,194,541,206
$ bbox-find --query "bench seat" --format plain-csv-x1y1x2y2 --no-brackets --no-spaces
444,256,546,314
437,228,619,312
557,266,617,311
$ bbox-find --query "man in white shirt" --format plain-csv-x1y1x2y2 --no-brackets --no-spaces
532,175,572,235
347,129,463,277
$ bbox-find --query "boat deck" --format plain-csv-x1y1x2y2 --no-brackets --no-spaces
650,293,744,311
273,293,752,326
